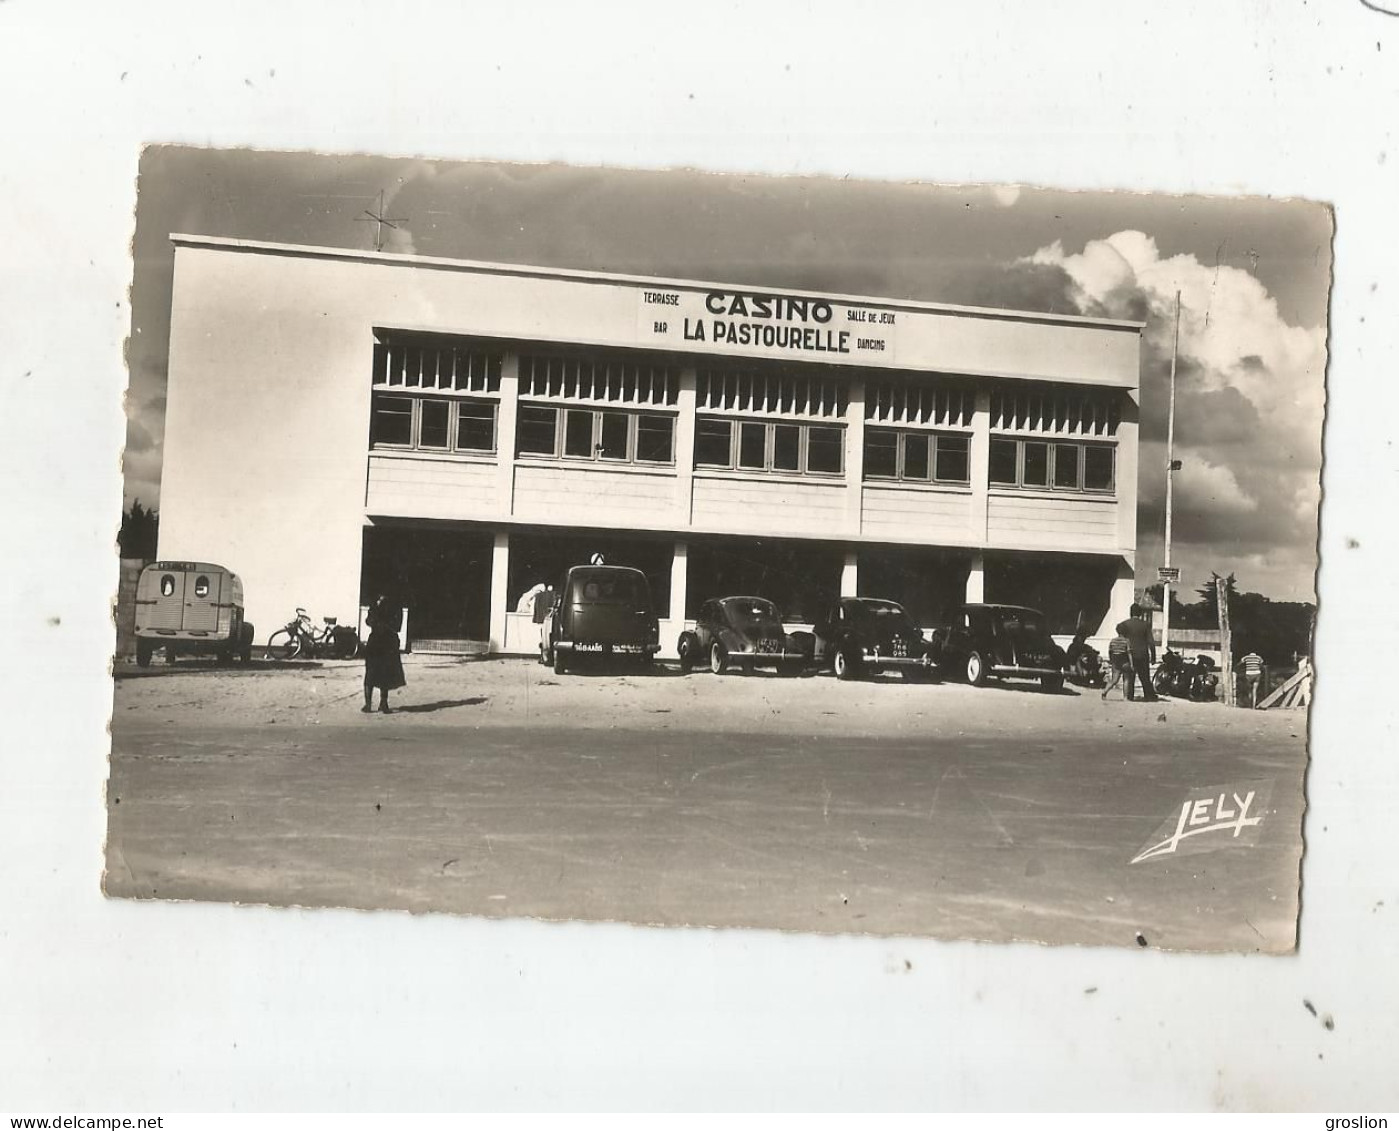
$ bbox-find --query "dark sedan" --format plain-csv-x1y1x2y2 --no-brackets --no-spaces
811,597,936,681
677,596,810,675
927,603,1066,691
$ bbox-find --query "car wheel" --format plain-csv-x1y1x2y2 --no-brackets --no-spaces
709,641,727,675
966,651,988,686
834,646,859,681
1041,674,1064,693
553,648,568,676
135,640,153,667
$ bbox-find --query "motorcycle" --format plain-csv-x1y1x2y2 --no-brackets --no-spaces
1062,629,1105,689
1152,650,1220,701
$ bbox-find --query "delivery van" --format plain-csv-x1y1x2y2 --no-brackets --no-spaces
133,561,254,666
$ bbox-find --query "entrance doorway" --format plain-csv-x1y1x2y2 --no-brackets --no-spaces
360,525,494,644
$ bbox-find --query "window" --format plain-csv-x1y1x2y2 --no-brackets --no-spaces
1023,441,1049,487
806,427,844,475
370,394,414,447
934,433,970,483
989,437,1018,485
772,424,801,472
518,406,561,456
160,575,176,597
695,417,845,477
456,402,495,452
1084,444,1115,491
863,428,971,485
564,409,594,458
515,405,676,466
598,412,629,461
695,419,733,467
738,422,766,469
371,392,498,455
1053,443,1080,489
194,576,210,598
419,399,450,449
636,414,674,463
865,429,898,478
989,436,1116,494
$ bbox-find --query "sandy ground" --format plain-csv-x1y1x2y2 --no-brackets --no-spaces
106,654,1309,952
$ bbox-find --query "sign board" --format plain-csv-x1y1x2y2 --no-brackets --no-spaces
1157,566,1181,583
638,287,899,364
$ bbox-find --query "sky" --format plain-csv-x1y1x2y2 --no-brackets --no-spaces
124,146,1331,603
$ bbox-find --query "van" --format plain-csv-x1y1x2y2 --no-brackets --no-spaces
540,564,660,674
133,561,253,666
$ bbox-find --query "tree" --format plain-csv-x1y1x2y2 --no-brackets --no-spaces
118,499,159,560
1195,571,1238,621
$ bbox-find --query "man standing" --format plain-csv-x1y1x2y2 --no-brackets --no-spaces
1116,604,1160,703
1239,650,1265,708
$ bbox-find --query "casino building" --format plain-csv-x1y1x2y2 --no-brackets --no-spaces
156,235,1142,655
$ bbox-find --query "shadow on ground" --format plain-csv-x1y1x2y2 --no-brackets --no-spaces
393,696,490,714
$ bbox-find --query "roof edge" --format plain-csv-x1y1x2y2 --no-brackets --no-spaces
169,233,1147,333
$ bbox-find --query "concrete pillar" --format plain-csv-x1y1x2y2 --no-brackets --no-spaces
497,353,520,516
675,366,697,525
488,529,510,652
841,549,859,597
1106,555,1136,638
844,378,866,535
965,551,985,603
1115,388,1140,556
670,540,689,623
969,386,991,541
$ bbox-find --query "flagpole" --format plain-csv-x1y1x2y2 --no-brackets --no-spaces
1162,290,1181,660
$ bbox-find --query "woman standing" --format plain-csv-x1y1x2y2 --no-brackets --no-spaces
362,594,406,713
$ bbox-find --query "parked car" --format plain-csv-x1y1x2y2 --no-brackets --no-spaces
540,564,661,674
133,560,254,666
676,596,811,675
927,603,1065,691
811,597,936,681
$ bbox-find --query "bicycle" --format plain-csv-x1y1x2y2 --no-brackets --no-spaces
264,607,361,660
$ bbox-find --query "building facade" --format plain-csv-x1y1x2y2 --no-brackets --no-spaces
157,235,1142,655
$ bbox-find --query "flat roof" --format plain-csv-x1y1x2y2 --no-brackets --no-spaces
170,233,1146,333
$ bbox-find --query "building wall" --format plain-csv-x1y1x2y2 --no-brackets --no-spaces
860,485,974,543
159,238,1142,644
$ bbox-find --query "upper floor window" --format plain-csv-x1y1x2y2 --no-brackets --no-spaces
695,417,844,477
989,437,1115,494
371,393,497,454
515,405,676,466
864,427,970,485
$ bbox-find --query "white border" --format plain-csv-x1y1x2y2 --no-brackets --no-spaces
3,0,1395,1112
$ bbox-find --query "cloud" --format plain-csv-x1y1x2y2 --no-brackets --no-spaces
1026,231,1326,600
